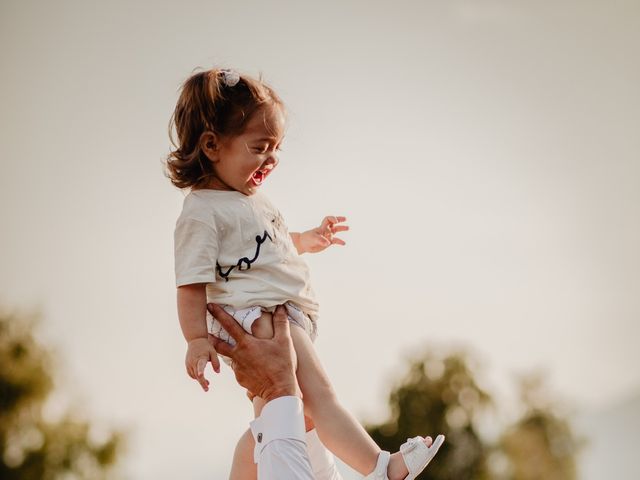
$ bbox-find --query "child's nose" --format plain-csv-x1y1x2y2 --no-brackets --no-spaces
264,155,278,168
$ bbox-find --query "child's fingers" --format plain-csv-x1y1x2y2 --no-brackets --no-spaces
327,215,347,224
321,216,348,235
197,377,209,391
196,357,206,377
186,363,195,379
320,216,337,230
331,225,349,233
196,358,209,391
331,237,346,246
318,236,331,246
185,354,196,379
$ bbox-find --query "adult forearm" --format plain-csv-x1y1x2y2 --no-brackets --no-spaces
257,439,315,480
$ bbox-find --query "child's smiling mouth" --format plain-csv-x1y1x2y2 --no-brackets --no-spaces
250,166,274,186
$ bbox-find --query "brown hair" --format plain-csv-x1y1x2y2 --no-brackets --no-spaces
165,68,285,189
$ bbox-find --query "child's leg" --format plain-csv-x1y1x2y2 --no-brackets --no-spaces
287,324,380,475
289,324,435,480
225,307,308,480
251,312,434,480
252,313,378,473
251,314,346,479
229,429,256,480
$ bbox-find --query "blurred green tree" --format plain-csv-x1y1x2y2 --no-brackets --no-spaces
365,349,580,480
366,349,493,479
498,374,581,480
0,309,124,480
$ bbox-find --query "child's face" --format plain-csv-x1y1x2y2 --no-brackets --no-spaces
209,107,285,196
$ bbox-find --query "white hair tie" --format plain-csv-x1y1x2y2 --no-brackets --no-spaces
219,69,240,87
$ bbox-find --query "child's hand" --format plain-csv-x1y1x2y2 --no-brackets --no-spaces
185,337,220,392
297,216,349,254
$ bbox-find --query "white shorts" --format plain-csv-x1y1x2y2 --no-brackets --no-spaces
207,301,317,350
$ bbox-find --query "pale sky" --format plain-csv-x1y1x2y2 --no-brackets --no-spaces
1,1,639,478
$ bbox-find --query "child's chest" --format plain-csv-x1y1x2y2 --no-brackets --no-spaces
214,196,297,270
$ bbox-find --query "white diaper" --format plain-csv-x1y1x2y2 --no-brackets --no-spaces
207,301,317,349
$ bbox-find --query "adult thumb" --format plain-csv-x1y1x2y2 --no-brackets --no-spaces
272,305,290,340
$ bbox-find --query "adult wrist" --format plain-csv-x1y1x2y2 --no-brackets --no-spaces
250,396,306,459
262,381,302,403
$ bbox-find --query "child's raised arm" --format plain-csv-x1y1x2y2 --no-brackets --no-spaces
290,216,349,254
177,283,220,391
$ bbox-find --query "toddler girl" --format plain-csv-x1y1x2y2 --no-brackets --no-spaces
167,68,444,480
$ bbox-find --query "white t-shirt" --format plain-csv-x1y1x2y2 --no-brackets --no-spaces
174,189,319,318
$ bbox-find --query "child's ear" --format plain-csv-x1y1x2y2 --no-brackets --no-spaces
201,132,219,162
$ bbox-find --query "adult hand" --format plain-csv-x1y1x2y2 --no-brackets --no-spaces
206,304,300,402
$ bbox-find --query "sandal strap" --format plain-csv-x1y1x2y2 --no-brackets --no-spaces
402,436,427,475
364,450,390,480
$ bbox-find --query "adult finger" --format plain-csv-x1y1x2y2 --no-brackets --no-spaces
272,305,291,341
208,334,223,350
215,340,234,358
207,304,246,343
210,349,221,374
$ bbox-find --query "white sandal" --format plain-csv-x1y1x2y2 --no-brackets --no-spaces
364,450,391,480
364,434,445,480
400,434,445,479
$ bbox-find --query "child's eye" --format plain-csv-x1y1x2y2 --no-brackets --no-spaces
253,144,282,154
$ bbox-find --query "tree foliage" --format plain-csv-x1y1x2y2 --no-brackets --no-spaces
498,374,581,480
0,309,124,480
365,348,581,480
